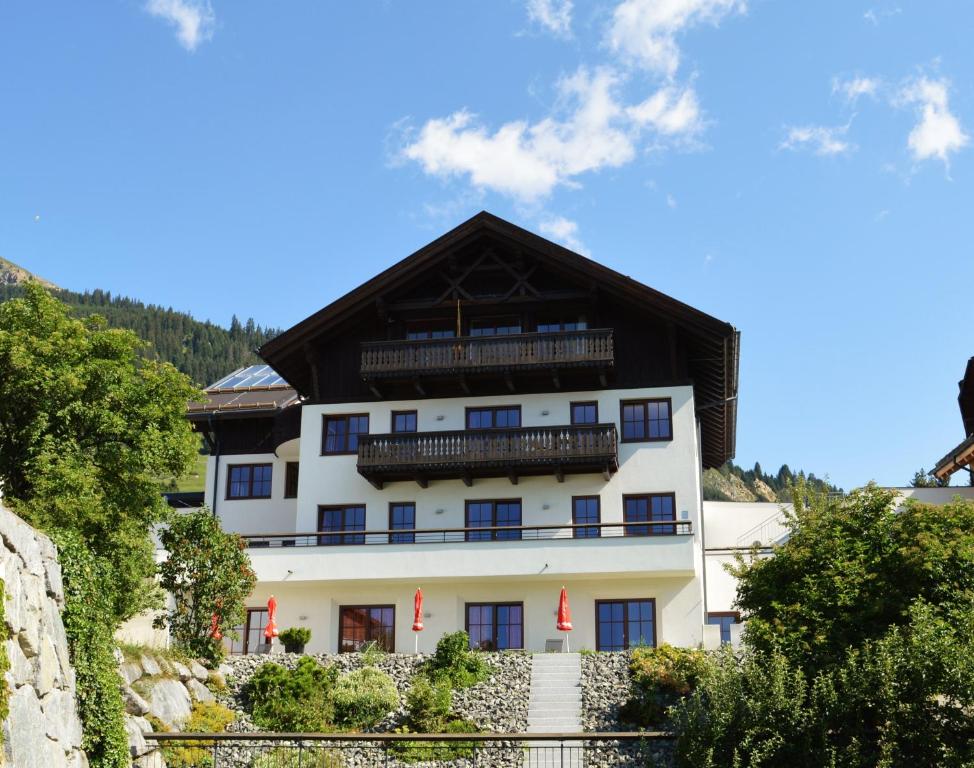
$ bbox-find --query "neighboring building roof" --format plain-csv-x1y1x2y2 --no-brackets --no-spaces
260,211,740,466
933,356,974,481
187,364,300,420
163,491,205,509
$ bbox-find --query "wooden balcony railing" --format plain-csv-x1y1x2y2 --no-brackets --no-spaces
356,423,618,488
241,519,692,548
360,329,614,382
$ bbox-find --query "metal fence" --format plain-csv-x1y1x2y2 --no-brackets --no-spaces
145,731,673,768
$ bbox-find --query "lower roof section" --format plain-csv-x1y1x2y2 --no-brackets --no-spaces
933,432,974,481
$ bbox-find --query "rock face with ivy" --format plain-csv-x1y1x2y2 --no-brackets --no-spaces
0,502,87,767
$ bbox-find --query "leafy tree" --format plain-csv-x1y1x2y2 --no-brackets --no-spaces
732,481,974,676
155,509,256,664
910,467,949,487
0,284,201,622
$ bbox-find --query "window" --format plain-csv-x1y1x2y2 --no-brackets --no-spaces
389,502,416,544
536,317,588,333
284,462,299,499
596,599,656,651
466,603,523,650
339,606,395,653
226,464,272,500
707,612,740,645
465,500,522,541
406,320,455,340
572,496,601,538
469,317,521,337
318,505,366,545
624,493,676,536
391,410,418,433
226,608,268,655
322,414,369,454
571,401,599,425
466,406,521,430
620,399,672,442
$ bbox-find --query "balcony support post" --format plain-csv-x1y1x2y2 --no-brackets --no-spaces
555,466,564,483
462,471,473,488
412,379,426,396
415,474,429,489
508,469,519,486
368,383,383,398
504,371,516,393
550,369,561,390
458,375,471,395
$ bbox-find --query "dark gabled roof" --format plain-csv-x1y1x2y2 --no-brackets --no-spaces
933,356,974,481
260,211,740,464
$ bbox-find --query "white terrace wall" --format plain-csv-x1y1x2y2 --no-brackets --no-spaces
0,502,86,767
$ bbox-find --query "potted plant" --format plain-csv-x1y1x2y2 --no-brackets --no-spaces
280,627,312,654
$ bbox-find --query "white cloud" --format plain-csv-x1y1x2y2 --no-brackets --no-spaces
402,67,702,202
833,76,879,104
666,193,678,208
527,0,573,38
896,77,969,166
780,124,854,156
145,0,214,51
864,6,901,26
607,0,746,77
539,216,588,254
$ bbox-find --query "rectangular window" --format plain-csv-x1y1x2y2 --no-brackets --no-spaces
227,608,268,655
466,406,521,430
339,605,395,653
572,496,601,538
226,463,273,500
406,320,455,340
596,599,656,651
536,317,588,333
318,505,367,545
570,401,599,425
466,603,523,650
465,500,522,541
284,461,299,499
391,410,418,433
469,317,522,337
624,493,676,536
707,612,741,645
621,398,672,442
322,414,369,454
389,502,416,544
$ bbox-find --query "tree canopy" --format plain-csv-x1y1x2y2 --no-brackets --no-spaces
0,284,201,621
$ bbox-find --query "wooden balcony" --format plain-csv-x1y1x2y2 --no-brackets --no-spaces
359,329,614,397
357,423,618,488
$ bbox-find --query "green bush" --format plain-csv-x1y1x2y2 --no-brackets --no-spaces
404,675,453,732
391,718,480,763
248,657,338,731
360,639,385,667
424,631,488,688
0,579,8,754
280,627,312,651
330,667,399,730
252,748,344,768
161,701,235,768
620,644,709,727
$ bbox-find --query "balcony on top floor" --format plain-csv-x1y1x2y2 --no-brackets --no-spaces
359,328,614,397
356,423,618,489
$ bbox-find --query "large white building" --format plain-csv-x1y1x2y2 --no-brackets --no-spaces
188,212,744,655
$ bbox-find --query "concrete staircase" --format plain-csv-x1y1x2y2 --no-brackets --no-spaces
524,653,583,767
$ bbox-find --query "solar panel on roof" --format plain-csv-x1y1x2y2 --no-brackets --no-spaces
208,364,288,390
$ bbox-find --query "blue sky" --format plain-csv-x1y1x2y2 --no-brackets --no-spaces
2,1,972,490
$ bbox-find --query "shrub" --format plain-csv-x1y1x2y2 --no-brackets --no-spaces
252,748,344,768
162,701,235,768
424,631,488,688
360,639,385,667
391,718,480,763
330,667,399,730
620,644,709,727
248,657,338,731
280,627,312,652
404,675,453,732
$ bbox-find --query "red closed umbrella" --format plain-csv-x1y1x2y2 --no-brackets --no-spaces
264,595,279,644
557,587,572,651
209,612,223,641
412,588,424,653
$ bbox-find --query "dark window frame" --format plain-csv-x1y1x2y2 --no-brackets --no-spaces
595,598,657,651
317,504,367,546
226,463,273,500
321,413,370,455
391,410,418,433
338,604,396,653
405,319,456,340
620,398,673,443
572,495,601,538
570,400,599,425
535,316,589,333
707,611,741,645
464,499,522,541
623,493,677,536
464,601,525,651
388,501,416,544
465,405,522,430
284,461,299,499
228,607,269,655
468,316,522,337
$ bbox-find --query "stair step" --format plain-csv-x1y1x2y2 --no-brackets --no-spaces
529,695,582,703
